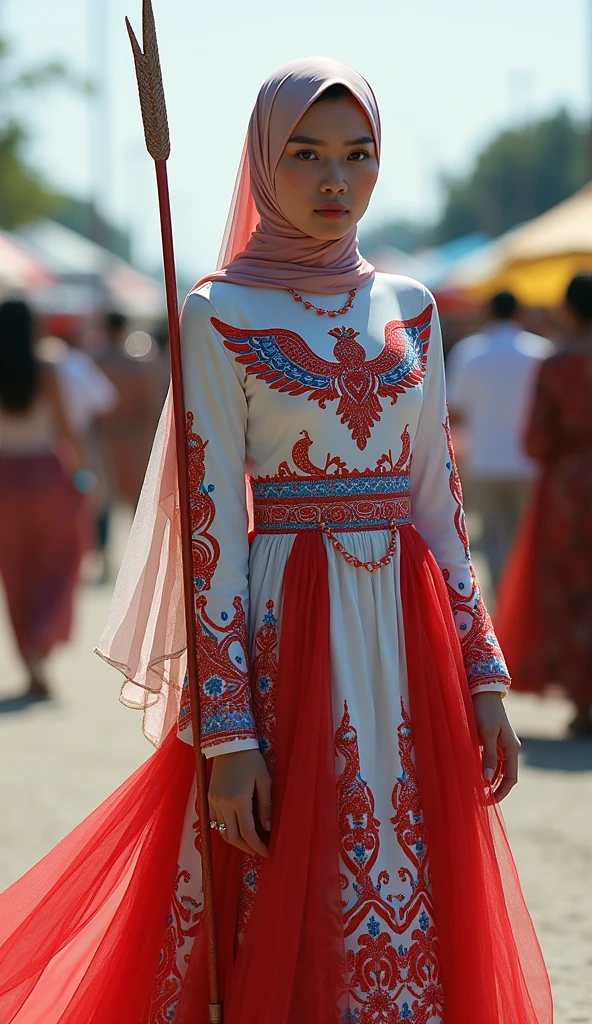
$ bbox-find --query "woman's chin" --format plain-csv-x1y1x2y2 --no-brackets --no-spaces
304,218,354,241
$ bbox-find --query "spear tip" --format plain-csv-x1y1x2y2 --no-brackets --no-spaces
126,1,170,162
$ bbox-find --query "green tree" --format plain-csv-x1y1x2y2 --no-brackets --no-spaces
0,36,60,227
0,28,92,230
433,109,589,244
359,217,430,259
0,28,130,258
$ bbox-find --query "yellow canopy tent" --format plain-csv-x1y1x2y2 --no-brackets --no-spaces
444,183,592,306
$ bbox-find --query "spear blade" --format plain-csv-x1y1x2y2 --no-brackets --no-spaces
126,0,170,161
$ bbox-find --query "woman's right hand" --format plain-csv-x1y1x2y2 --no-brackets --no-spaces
209,748,272,858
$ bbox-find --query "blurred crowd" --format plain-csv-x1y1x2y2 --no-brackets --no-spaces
446,273,592,738
0,274,591,738
0,301,169,698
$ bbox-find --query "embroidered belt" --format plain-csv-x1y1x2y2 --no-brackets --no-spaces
251,473,412,573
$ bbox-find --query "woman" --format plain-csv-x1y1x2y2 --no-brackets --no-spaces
0,61,551,1023
496,273,592,737
0,300,89,698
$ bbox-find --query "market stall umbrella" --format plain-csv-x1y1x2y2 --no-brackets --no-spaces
0,230,53,294
444,184,592,306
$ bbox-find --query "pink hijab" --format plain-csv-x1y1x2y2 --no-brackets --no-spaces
96,58,381,745
200,56,380,294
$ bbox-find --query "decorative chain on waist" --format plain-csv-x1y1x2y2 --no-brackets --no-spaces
251,472,412,573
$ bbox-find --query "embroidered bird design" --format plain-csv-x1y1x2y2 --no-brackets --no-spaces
211,305,432,450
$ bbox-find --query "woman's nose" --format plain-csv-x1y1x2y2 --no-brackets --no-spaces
320,162,348,194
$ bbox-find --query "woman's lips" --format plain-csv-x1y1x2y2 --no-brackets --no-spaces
314,208,348,219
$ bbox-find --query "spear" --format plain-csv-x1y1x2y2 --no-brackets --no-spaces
125,4,223,1021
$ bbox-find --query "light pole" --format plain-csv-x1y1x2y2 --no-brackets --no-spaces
88,0,112,250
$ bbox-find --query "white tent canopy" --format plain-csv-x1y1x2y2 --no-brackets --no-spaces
0,230,53,294
16,220,165,319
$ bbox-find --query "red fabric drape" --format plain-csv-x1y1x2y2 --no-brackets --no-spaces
0,525,552,1023
399,523,552,1024
0,729,194,1023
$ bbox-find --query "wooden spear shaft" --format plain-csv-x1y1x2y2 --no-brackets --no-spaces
126,4,223,1021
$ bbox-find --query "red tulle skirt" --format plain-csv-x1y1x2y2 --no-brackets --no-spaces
0,527,552,1023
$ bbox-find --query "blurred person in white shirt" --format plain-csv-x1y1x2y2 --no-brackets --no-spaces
446,291,554,591
38,334,118,435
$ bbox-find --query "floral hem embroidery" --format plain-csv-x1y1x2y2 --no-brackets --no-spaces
336,700,443,1021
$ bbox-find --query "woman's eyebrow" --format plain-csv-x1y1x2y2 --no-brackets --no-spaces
288,135,324,144
288,134,375,145
345,135,375,145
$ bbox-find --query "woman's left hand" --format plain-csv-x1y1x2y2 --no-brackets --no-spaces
472,691,521,802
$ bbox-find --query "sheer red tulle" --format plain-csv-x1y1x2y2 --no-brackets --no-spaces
0,729,194,1024
398,523,552,1023
0,526,552,1023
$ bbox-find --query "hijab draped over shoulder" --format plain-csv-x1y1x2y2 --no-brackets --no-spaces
96,57,381,745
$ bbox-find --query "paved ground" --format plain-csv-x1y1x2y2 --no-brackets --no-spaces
0,525,590,1022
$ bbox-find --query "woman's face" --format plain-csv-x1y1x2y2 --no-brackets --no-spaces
274,94,378,241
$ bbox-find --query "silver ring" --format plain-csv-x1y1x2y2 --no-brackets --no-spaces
209,819,218,829
216,822,228,834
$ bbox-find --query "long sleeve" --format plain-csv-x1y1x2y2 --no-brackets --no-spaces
178,290,259,757
410,290,510,695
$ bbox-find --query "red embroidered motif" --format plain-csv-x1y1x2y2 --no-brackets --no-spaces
195,594,257,750
211,306,432,450
270,426,413,481
443,416,469,560
237,601,279,938
441,417,509,690
335,701,442,1022
182,415,257,746
254,428,412,520
443,566,509,690
178,676,191,733
252,429,412,571
252,600,279,774
149,865,202,1023
186,411,220,592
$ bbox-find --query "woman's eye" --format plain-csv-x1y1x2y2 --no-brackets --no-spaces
348,150,370,161
296,150,318,161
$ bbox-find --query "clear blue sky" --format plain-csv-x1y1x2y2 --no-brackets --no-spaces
2,0,590,280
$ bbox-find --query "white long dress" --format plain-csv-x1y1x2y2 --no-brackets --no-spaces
148,272,510,1023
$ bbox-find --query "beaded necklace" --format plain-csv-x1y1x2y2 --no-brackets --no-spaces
287,287,357,318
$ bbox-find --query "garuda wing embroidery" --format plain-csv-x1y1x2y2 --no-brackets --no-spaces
210,305,433,451
210,317,340,404
368,304,433,401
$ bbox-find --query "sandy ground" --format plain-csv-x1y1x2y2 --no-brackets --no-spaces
0,522,590,1022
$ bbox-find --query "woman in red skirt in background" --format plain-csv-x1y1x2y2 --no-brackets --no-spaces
496,273,592,736
0,300,90,698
